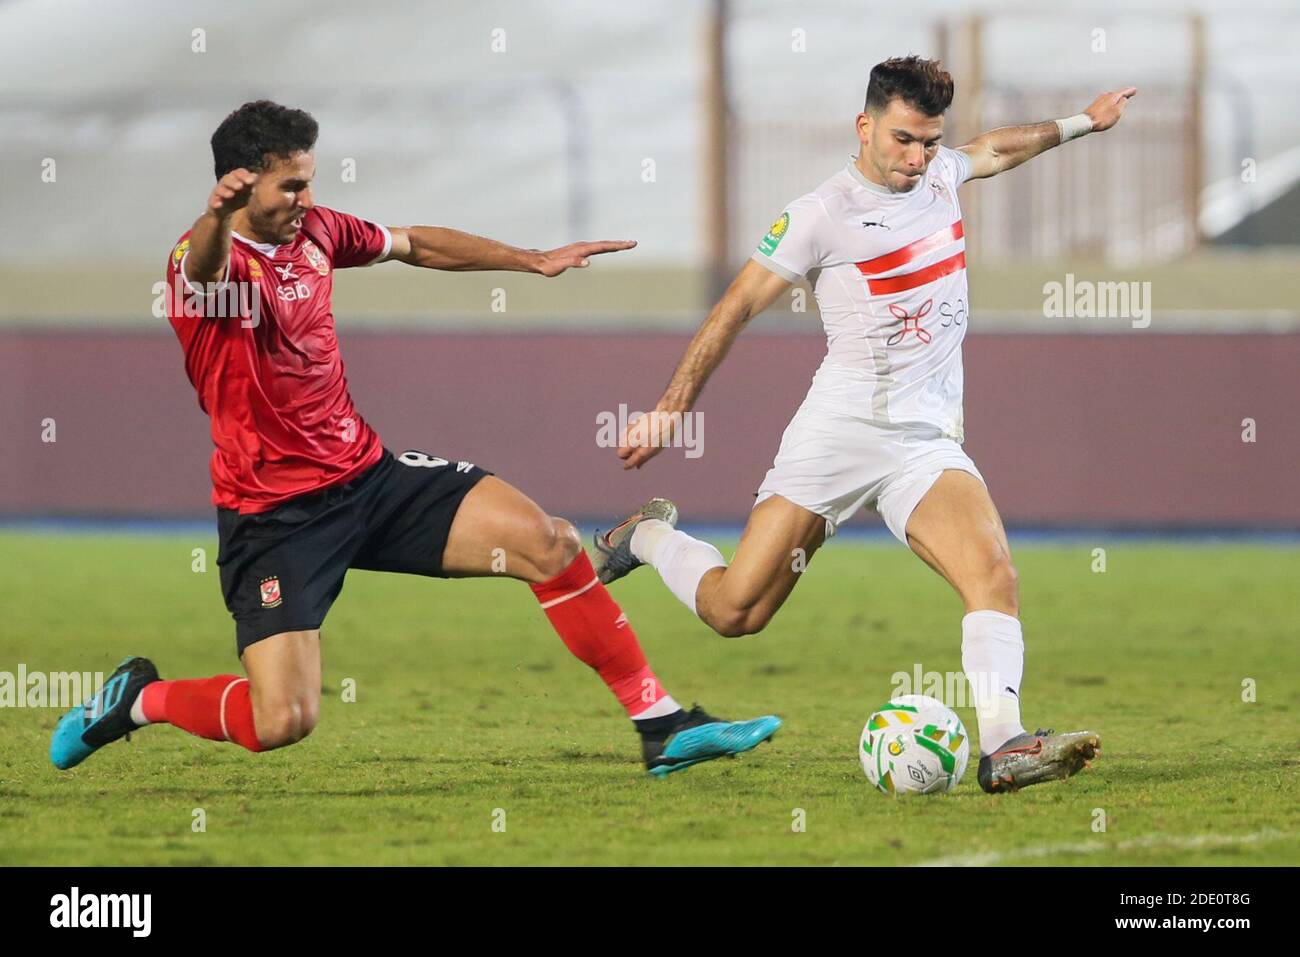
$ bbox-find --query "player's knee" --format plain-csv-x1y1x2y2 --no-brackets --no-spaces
254,697,319,750
979,555,1019,614
533,516,581,579
710,603,773,639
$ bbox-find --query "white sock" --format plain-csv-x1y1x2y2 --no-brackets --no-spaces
630,521,727,616
128,690,152,727
629,518,674,563
631,694,681,721
961,609,1026,755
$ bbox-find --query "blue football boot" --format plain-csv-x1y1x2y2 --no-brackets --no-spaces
51,656,159,770
640,704,782,777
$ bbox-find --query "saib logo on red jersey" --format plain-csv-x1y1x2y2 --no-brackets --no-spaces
273,261,313,302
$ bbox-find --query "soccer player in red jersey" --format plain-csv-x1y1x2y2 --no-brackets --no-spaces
51,100,780,776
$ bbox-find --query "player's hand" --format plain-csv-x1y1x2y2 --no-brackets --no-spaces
616,406,679,470
207,169,258,217
535,239,636,277
1083,87,1137,133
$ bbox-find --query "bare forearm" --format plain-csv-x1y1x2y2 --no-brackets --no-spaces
400,225,542,272
660,297,753,411
186,168,259,285
966,121,1063,177
186,210,235,285
660,262,793,411
962,88,1136,181
617,260,787,469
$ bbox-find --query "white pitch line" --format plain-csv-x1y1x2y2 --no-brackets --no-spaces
916,829,1289,867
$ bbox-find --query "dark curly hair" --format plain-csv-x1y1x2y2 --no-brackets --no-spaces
210,100,319,179
864,56,954,117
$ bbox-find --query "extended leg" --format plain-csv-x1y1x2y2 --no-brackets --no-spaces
608,493,826,638
441,476,782,774
905,469,1098,792
51,629,320,769
905,469,1023,751
441,475,677,718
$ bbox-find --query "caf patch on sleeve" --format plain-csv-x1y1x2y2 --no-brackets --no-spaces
757,211,789,256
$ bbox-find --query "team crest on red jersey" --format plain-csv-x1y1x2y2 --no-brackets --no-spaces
301,239,330,277
259,576,283,608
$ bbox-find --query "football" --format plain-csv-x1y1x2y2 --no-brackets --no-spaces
860,694,970,795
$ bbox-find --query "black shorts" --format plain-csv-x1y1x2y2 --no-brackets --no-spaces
217,448,491,654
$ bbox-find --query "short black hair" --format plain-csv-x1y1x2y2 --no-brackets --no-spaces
210,100,318,179
864,56,954,117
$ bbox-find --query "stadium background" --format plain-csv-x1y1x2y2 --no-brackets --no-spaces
3,0,1298,530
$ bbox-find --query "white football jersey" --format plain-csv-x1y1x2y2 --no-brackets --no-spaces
752,146,974,440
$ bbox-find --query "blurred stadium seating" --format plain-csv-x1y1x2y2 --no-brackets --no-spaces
2,0,1297,526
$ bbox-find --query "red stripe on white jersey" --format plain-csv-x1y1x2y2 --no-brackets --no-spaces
865,251,966,296
856,220,964,275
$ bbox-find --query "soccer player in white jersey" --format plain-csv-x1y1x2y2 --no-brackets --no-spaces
595,57,1136,793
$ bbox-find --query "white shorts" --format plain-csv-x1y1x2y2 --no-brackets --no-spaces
754,403,984,544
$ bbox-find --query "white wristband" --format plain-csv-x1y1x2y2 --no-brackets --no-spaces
1055,113,1093,143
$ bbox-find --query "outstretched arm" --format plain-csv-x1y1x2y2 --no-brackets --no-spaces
383,226,635,276
959,86,1137,180
617,260,792,470
185,168,259,286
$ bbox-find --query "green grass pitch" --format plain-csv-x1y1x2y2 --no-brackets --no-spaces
1,531,1297,866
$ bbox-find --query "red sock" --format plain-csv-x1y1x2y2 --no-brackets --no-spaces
139,675,263,752
531,552,669,717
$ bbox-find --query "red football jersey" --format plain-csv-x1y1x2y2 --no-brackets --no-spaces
165,205,390,514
